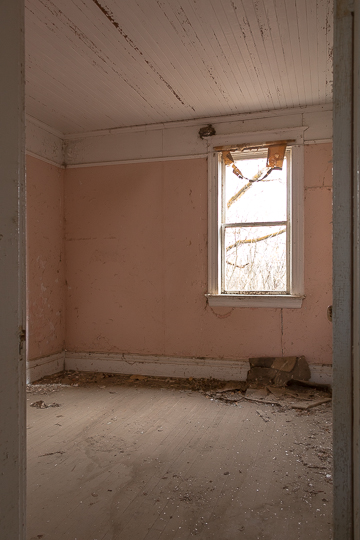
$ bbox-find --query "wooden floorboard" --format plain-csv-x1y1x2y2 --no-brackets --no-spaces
27,382,333,540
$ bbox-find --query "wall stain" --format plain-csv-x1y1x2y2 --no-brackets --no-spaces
206,302,234,319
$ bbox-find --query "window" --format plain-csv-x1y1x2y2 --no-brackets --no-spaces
207,131,304,308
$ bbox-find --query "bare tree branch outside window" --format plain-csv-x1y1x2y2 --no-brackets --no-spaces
223,153,288,293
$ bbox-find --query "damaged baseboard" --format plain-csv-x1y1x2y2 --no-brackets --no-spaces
309,363,333,385
26,351,333,386
64,352,333,385
65,352,250,381
27,351,65,383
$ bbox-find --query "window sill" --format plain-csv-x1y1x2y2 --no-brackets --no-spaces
206,294,304,308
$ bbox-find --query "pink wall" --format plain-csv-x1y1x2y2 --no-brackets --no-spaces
283,144,333,364
64,143,333,365
26,156,65,361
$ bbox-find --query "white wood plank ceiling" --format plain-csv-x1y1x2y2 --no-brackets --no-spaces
25,0,333,135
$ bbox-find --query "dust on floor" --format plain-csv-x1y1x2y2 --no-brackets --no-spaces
27,372,332,540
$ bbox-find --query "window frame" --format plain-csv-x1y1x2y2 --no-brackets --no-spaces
207,128,305,308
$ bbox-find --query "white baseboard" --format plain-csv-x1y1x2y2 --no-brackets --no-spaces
28,351,332,386
65,352,251,381
27,351,65,383
309,364,333,385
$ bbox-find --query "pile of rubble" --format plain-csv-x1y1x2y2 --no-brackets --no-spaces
204,356,331,410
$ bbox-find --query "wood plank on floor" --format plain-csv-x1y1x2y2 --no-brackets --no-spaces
27,382,332,540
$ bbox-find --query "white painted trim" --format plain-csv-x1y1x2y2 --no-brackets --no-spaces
65,352,250,381
207,149,220,295
27,352,65,384
25,151,66,169
25,114,64,139
206,294,304,308
291,145,305,296
63,107,332,167
64,352,331,385
309,364,333,386
332,2,354,536
26,116,64,166
25,106,332,168
66,153,208,169
0,2,26,536
304,138,333,145
64,103,332,139
207,132,304,307
207,126,306,150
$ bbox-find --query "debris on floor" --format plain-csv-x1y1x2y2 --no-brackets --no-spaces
129,374,148,381
247,355,311,385
30,400,61,409
206,382,331,411
215,381,247,393
256,409,271,422
27,368,332,413
38,450,65,457
28,370,224,394
245,388,268,399
26,383,63,395
291,398,332,410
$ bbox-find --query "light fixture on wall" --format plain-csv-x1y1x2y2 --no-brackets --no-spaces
198,124,216,139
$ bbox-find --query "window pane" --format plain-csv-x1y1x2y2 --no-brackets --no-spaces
225,156,287,224
224,225,287,292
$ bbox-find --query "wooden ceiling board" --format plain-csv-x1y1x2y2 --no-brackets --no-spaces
27,1,182,123
325,0,333,101
217,0,270,110
85,1,199,115
157,0,236,111
207,1,256,107
107,0,223,114
127,0,242,116
240,0,283,109
27,6,159,130
245,0,284,109
187,0,247,107
25,0,333,135
94,0,221,119
217,0,275,110
286,0,307,105
305,0,319,105
261,0,294,109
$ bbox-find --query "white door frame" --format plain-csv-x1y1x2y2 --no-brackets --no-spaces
333,0,360,538
0,1,26,538
0,0,358,537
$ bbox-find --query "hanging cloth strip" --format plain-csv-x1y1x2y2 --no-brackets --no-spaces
216,141,291,182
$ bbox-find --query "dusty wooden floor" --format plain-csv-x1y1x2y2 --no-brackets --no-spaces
27,375,333,540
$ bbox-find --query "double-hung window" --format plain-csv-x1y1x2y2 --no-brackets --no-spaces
207,131,304,308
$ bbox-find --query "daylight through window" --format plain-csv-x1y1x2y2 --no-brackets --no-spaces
221,147,291,294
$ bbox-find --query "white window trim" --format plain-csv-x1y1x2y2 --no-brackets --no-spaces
207,127,305,308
